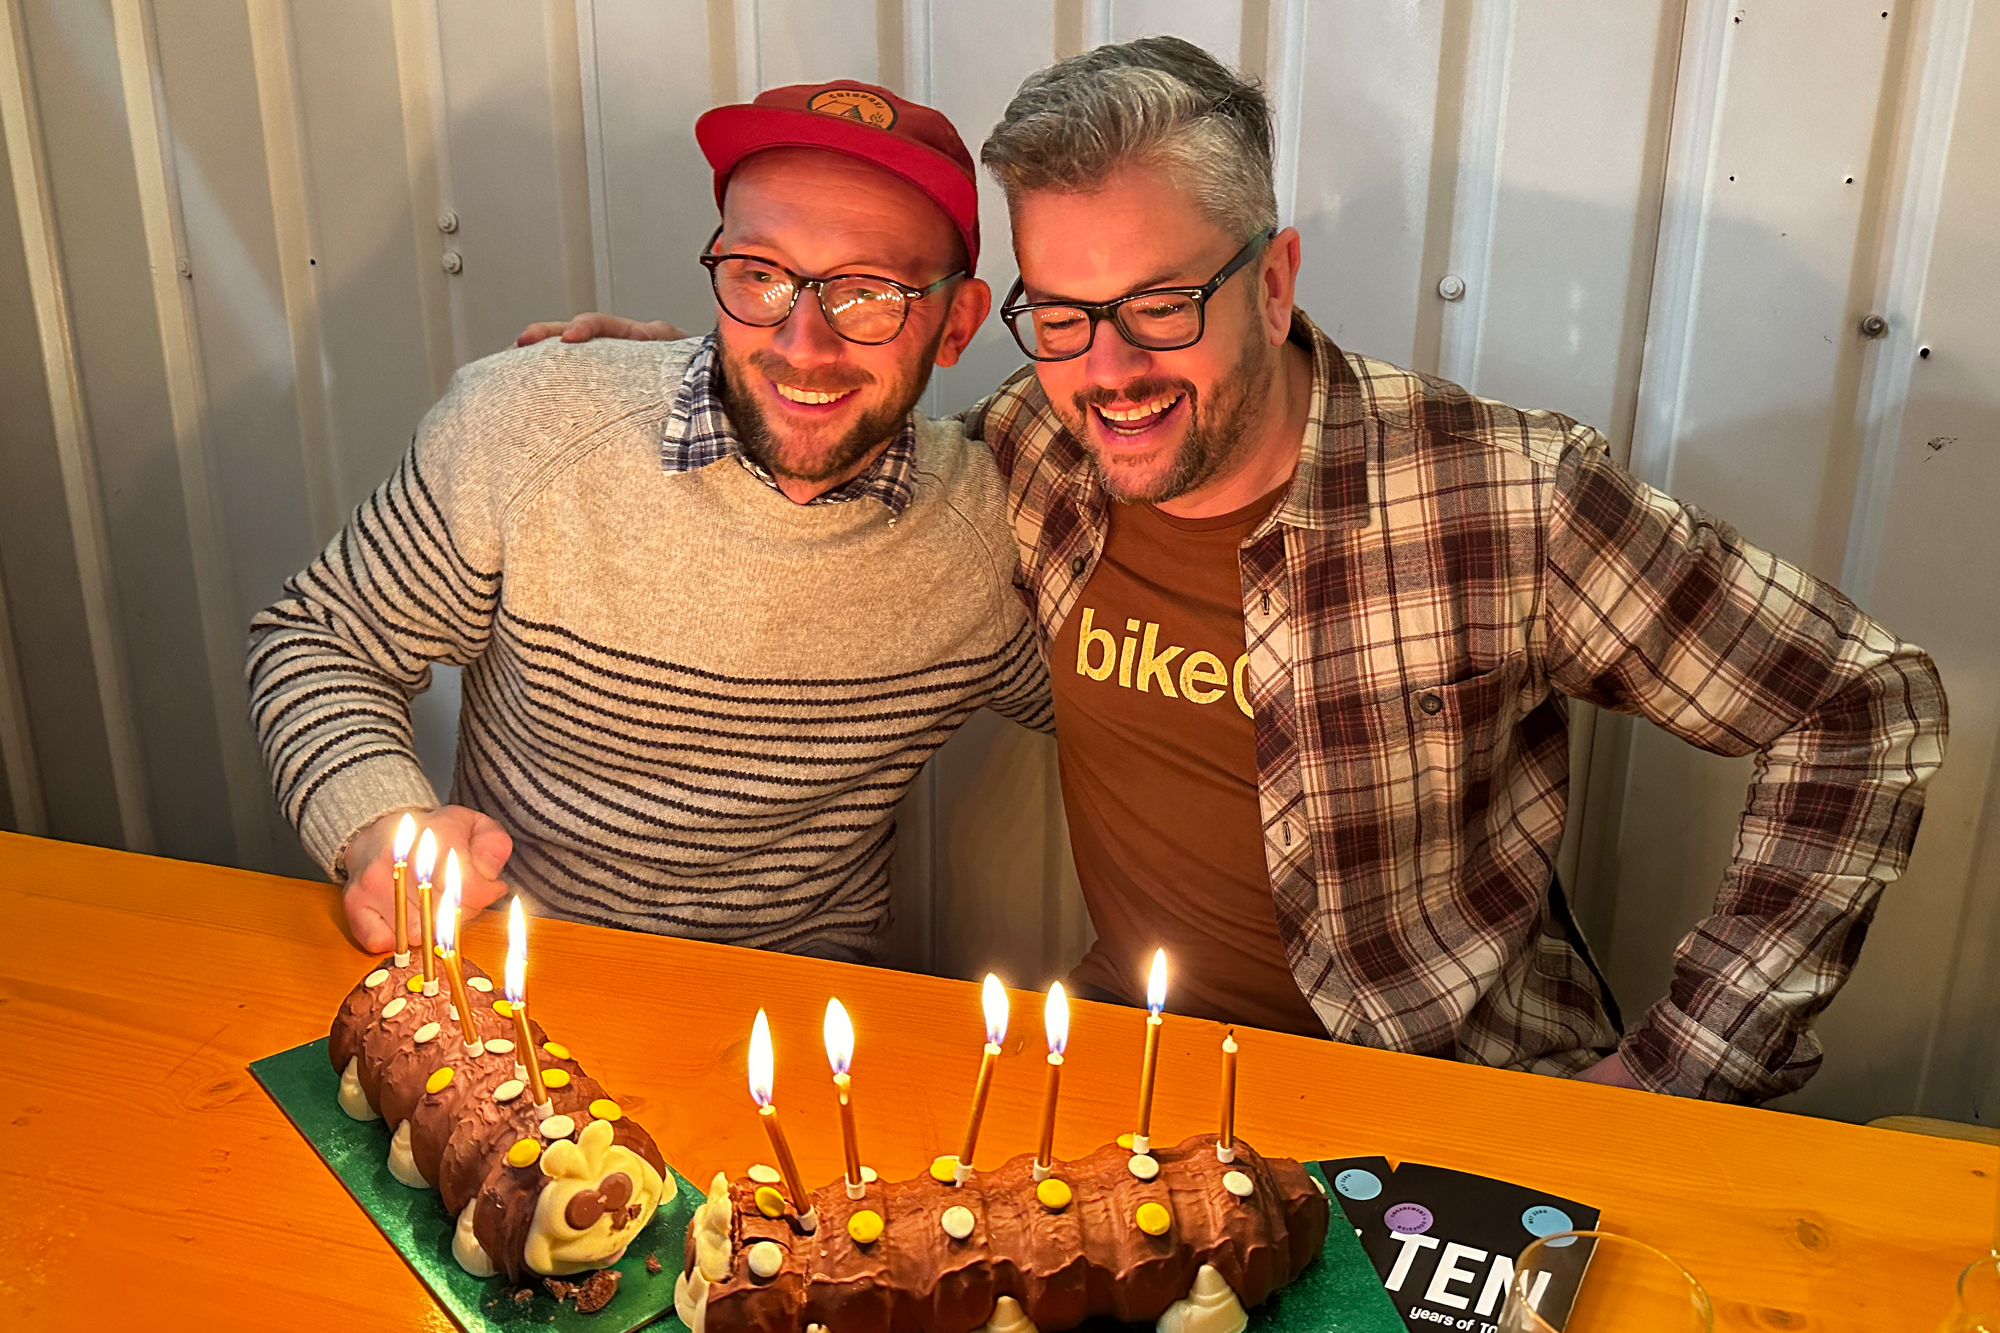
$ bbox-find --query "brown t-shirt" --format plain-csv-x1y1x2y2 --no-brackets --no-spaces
1051,486,1327,1038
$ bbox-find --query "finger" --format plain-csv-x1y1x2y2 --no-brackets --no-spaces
469,819,513,880
516,322,558,346
348,898,394,954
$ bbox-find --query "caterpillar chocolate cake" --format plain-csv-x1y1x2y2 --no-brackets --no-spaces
674,1132,1330,1333
328,955,668,1284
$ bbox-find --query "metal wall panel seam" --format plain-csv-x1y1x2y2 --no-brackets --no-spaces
0,0,155,853
1436,0,1517,391
245,0,340,547
1840,0,1975,599
0,558,46,835
390,0,457,391
574,0,616,313
545,0,598,317
1085,0,1111,50
901,0,931,103
733,0,760,96
1626,0,1733,492
1265,0,1305,229
109,0,271,866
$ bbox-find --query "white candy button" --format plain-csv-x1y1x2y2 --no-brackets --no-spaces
1223,1171,1255,1198
1127,1153,1160,1181
748,1164,782,1184
413,1021,441,1044
748,1241,785,1279
364,969,390,988
941,1206,975,1240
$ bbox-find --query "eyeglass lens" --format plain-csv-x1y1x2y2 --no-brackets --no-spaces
711,258,910,343
1021,291,1202,359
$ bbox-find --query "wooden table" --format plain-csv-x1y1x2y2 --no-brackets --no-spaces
0,832,1987,1329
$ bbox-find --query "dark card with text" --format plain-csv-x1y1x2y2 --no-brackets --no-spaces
1314,1158,1598,1333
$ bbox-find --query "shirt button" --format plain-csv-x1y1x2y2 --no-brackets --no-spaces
1419,693,1444,716
1070,554,1088,576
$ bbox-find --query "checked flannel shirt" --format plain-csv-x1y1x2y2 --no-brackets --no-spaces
964,310,1946,1104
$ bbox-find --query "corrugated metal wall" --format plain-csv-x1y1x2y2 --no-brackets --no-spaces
1,0,1994,1125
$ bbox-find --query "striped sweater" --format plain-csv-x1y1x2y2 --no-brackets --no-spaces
247,338,1049,958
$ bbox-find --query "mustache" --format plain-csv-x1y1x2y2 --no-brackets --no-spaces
1071,378,1195,415
744,349,874,394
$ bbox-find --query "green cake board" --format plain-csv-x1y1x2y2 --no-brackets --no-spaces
253,1038,1403,1333
252,1038,701,1332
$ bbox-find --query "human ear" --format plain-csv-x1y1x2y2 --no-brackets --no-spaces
933,277,993,368
1258,227,1302,346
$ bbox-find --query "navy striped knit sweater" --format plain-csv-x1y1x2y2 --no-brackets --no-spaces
247,338,1049,958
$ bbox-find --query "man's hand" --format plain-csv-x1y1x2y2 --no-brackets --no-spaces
1572,1051,1646,1090
515,313,686,347
339,805,514,954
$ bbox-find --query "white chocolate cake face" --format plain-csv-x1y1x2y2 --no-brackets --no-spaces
525,1118,665,1275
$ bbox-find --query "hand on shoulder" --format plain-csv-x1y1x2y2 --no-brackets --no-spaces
514,312,686,347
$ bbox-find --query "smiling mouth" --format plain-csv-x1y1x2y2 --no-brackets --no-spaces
1092,392,1185,438
773,381,858,407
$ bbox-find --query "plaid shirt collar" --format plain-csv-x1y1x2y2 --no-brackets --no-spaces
661,334,918,518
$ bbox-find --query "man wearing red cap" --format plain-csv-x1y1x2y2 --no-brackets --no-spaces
248,82,1048,962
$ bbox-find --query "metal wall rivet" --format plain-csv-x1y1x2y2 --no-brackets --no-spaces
1437,274,1466,301
442,251,464,274
437,210,459,233
1860,314,1888,339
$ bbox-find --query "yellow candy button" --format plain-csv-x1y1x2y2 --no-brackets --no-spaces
544,1041,571,1061
1036,1178,1073,1212
1135,1202,1171,1236
506,1138,542,1168
929,1155,960,1183
493,998,514,1017
1116,1132,1134,1150
426,1066,455,1094
542,1068,572,1089
588,1098,622,1122
406,976,425,994
755,1186,787,1219
847,1210,885,1245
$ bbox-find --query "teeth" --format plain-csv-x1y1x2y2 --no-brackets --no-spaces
775,382,852,405
1098,395,1180,423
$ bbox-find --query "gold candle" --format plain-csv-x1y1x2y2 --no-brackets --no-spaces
1033,982,1069,1182
1133,949,1167,1153
391,813,416,964
823,999,864,1197
1219,1028,1239,1163
750,1009,817,1231
436,852,483,1056
954,974,1010,1183
413,828,438,993
505,896,548,1110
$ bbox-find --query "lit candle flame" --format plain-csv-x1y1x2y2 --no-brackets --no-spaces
824,998,854,1078
749,1009,776,1107
1044,981,1069,1057
1146,949,1168,1017
504,895,527,1003
414,827,438,884
982,974,1010,1047
437,851,462,954
393,812,416,863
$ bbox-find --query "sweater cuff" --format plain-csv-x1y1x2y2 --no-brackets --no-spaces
295,752,440,880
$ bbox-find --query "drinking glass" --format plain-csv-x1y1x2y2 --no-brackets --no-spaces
1939,1254,2000,1332
1500,1230,1712,1332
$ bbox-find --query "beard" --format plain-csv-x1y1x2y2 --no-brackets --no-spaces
717,327,943,485
1058,316,1276,505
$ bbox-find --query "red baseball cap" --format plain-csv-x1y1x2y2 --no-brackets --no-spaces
695,81,980,275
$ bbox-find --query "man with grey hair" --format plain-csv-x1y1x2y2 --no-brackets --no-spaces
522,37,1944,1105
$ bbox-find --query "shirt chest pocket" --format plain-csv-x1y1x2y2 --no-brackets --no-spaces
1400,657,1531,780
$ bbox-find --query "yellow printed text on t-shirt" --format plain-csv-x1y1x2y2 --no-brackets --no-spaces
1073,606,1252,718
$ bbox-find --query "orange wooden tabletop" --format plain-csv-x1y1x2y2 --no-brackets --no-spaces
0,830,1987,1329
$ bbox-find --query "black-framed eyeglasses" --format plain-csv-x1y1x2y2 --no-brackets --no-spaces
999,227,1278,363
698,226,965,346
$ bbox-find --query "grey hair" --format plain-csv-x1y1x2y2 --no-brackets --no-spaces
979,36,1277,242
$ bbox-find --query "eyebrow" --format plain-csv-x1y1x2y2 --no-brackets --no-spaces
722,234,930,281
1021,264,1205,305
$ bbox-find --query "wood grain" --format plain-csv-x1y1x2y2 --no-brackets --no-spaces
0,831,1986,1329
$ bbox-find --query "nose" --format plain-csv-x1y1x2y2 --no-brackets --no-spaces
1079,317,1154,395
769,285,846,366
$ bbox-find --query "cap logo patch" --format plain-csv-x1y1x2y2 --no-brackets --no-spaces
807,88,897,129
